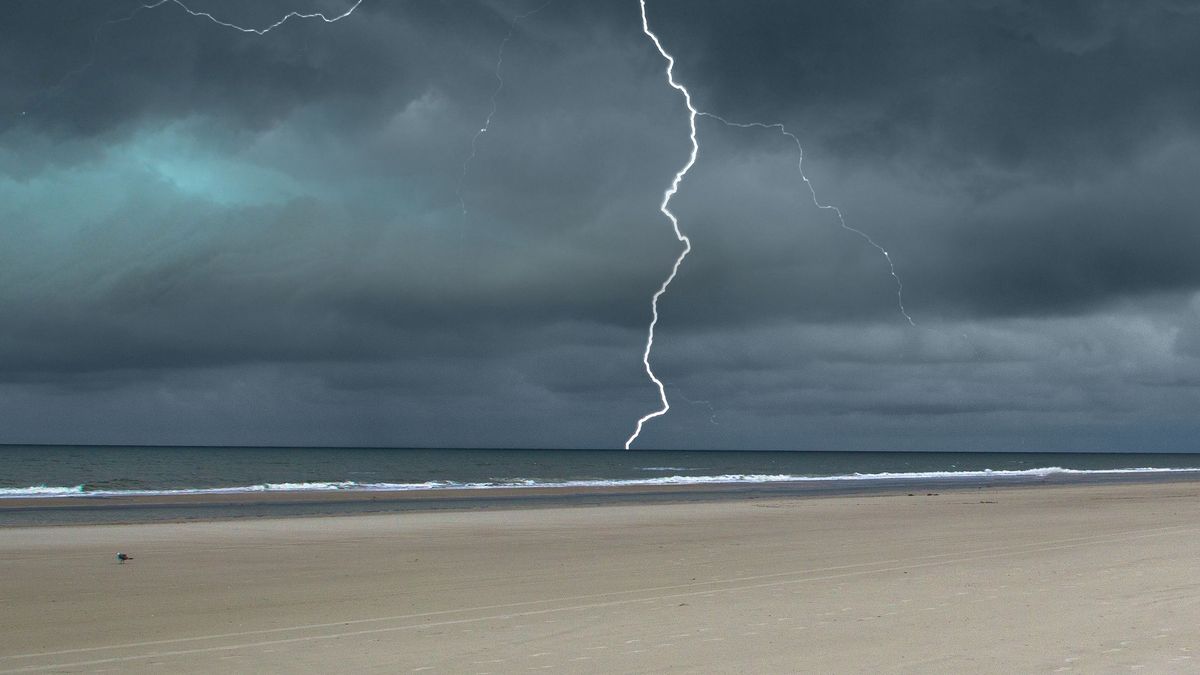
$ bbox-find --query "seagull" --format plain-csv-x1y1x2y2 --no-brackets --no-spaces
116,552,132,562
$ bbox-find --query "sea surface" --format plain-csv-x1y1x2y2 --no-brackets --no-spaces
2,446,1200,526
4,445,1200,497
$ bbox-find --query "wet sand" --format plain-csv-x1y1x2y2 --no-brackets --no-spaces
2,481,1199,673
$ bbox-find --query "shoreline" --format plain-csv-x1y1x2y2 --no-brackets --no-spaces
4,471,1199,527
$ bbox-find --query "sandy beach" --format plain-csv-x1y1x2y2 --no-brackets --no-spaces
2,481,1199,673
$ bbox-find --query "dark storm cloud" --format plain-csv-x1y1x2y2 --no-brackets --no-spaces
0,0,698,452
3,1,502,136
653,0,1200,167
2,0,1200,449
646,0,1200,317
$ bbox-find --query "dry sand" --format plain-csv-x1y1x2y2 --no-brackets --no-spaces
2,481,1199,673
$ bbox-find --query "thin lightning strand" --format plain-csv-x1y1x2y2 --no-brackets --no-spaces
138,0,364,36
458,1,554,218
698,112,915,326
17,0,363,118
670,384,720,425
625,0,698,450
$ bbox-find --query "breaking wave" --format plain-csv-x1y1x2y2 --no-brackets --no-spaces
2,466,1198,499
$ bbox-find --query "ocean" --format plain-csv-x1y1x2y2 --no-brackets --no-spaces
3,446,1199,525
4,445,1200,496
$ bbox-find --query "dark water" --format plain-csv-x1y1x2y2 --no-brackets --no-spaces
4,446,1199,526
4,445,1200,496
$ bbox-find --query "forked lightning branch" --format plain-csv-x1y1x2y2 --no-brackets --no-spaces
626,1,912,448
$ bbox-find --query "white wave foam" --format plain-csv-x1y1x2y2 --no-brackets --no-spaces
638,466,704,471
1,466,1197,499
0,485,86,497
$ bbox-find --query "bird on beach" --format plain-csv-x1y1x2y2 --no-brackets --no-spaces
116,552,132,562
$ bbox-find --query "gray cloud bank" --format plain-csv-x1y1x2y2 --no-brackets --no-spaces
2,0,1199,450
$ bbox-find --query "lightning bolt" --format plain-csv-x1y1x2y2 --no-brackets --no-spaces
15,0,364,119
627,2,915,448
625,0,698,450
698,113,915,326
136,0,364,35
458,1,555,219
25,0,912,450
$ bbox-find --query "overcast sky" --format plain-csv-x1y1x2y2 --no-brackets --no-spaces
3,0,1200,450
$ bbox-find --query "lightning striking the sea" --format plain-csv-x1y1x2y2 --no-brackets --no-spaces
458,1,555,219
627,2,914,448
625,0,698,450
